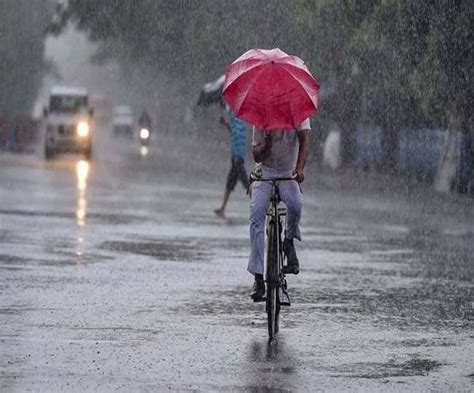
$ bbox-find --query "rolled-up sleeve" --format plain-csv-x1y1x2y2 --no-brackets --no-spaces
297,118,311,131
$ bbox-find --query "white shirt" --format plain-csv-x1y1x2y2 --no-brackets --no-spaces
253,118,311,172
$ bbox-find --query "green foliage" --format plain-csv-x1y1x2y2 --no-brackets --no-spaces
336,0,471,130
412,1,473,128
289,0,472,167
51,0,471,136
52,0,297,89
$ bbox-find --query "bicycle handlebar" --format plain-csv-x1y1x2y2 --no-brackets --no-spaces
249,173,298,182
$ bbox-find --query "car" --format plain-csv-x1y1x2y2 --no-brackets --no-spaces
112,105,134,138
43,86,94,159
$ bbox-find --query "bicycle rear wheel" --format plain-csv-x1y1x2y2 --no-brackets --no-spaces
266,219,280,340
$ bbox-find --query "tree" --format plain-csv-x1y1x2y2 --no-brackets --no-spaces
49,0,297,88
349,0,430,170
417,0,473,192
290,0,380,166
47,0,300,136
413,0,473,129
350,0,472,174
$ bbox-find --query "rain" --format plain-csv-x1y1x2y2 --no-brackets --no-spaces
0,1,473,391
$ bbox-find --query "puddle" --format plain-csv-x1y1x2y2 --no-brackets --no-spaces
177,214,249,227
99,239,210,261
332,355,443,378
40,252,114,266
0,305,55,315
172,285,264,327
0,252,112,267
0,209,143,225
292,282,473,330
392,338,455,348
0,230,26,245
0,254,31,264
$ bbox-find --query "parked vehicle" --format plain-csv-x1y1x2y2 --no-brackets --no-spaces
43,87,94,159
112,105,134,138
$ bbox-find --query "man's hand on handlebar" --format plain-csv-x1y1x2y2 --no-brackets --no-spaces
249,172,298,183
294,168,305,183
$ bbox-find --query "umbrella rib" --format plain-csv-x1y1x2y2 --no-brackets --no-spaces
279,65,319,107
230,65,267,115
265,64,319,127
223,60,265,90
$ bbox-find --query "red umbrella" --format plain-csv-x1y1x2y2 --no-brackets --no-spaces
222,48,320,130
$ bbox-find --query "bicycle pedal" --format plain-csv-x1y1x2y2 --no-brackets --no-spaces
280,284,291,306
251,295,266,303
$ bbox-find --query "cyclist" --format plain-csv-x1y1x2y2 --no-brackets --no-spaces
249,119,311,301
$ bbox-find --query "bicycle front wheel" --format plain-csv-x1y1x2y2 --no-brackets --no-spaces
266,219,280,340
267,284,280,339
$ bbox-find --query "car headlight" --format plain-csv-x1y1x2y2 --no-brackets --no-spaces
77,122,90,137
140,128,150,139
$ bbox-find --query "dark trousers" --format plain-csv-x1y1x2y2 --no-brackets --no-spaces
226,156,249,191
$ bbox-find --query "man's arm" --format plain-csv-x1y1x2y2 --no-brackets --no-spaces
294,130,310,183
219,105,231,133
252,132,272,163
219,116,231,132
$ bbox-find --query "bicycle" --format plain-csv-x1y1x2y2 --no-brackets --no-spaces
249,172,295,340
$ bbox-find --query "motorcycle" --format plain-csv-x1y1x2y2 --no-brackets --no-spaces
138,125,151,156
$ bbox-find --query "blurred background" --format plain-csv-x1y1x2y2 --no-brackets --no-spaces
0,0,472,194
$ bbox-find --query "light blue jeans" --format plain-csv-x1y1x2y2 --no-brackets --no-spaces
248,167,303,275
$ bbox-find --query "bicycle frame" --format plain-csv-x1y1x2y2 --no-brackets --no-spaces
266,181,285,285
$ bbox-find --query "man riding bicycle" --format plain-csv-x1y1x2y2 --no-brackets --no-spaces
249,119,311,302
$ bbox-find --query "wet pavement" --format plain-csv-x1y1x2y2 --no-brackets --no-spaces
0,133,473,392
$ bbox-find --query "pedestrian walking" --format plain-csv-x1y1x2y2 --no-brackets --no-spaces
214,104,249,218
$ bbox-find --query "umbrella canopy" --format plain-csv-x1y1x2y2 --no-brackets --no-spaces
196,74,225,107
223,48,319,130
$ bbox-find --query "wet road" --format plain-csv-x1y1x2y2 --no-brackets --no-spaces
1,134,473,392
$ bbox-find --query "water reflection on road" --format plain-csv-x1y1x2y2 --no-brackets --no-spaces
75,159,89,227
140,146,148,157
246,338,297,392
